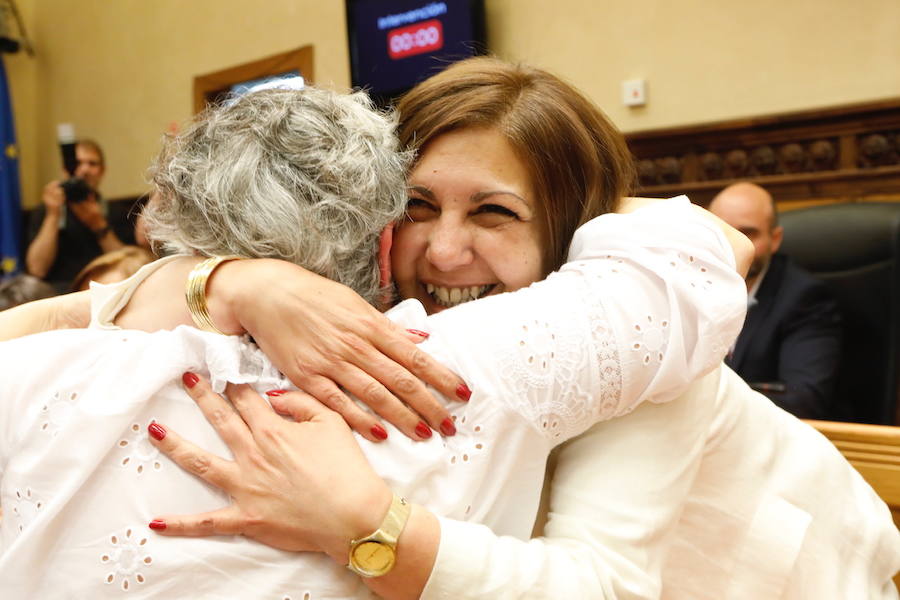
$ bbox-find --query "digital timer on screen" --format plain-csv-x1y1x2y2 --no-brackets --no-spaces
346,0,486,103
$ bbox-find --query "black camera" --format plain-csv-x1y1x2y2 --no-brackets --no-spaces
60,177,92,203
57,123,92,203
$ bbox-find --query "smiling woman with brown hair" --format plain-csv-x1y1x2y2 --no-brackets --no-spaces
394,58,634,273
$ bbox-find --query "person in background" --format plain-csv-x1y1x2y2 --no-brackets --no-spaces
709,181,842,418
25,139,125,292
71,245,155,292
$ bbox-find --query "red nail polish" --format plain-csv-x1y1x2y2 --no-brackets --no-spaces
148,519,167,531
148,422,166,441
406,328,430,339
182,372,199,388
456,383,472,402
415,421,433,439
371,424,388,441
266,389,287,397
440,417,456,436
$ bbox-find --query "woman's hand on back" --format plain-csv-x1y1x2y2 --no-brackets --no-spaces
145,374,393,560
147,374,439,599
219,259,469,441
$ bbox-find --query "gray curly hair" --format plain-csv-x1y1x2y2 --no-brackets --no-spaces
144,87,411,304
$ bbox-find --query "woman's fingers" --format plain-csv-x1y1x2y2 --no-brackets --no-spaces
149,505,244,538
328,325,463,436
150,506,317,552
223,262,467,438
403,328,432,343
265,389,334,423
224,382,282,433
332,363,441,440
378,324,473,405
231,381,387,444
181,372,254,454
147,421,240,492
274,371,433,442
297,375,401,442
299,335,460,441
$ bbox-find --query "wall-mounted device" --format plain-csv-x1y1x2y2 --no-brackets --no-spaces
346,0,486,106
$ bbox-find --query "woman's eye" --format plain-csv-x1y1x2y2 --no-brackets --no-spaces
475,204,519,219
405,198,437,222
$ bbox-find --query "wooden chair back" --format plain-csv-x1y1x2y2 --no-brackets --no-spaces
806,419,900,525
805,419,900,589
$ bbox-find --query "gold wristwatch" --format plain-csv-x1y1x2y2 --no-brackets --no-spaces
347,494,411,577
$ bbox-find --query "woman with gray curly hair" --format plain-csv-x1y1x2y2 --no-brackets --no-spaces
146,86,409,305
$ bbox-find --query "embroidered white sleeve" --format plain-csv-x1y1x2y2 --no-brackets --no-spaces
491,277,617,443
426,197,747,442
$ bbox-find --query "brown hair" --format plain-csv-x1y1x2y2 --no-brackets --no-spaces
71,245,155,292
77,139,105,168
396,57,636,272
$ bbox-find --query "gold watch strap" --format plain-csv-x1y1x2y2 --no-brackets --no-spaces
373,494,411,547
185,255,243,335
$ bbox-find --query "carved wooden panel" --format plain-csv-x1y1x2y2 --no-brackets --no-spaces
626,99,900,208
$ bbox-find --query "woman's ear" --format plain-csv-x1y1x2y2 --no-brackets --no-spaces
377,224,395,310
378,224,394,290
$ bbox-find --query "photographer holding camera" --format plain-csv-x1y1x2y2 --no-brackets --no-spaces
25,139,124,291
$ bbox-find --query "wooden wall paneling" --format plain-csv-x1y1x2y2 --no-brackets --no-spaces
626,98,900,208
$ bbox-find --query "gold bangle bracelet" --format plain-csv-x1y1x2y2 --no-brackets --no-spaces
185,255,243,335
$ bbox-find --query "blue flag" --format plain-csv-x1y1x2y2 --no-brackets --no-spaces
0,56,21,276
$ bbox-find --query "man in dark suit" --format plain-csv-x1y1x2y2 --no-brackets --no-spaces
710,182,841,419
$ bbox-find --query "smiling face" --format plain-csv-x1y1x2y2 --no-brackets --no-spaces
391,127,546,314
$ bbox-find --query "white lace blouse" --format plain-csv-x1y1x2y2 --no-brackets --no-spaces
0,197,747,598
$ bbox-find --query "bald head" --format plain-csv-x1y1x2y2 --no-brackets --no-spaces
710,182,777,227
709,182,783,287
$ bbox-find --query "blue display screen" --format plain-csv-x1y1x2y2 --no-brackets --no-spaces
347,0,485,101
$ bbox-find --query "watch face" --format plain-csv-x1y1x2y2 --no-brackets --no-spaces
350,540,396,575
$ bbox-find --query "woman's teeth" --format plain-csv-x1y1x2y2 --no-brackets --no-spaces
426,283,493,308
